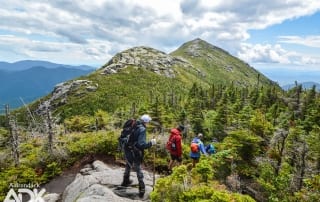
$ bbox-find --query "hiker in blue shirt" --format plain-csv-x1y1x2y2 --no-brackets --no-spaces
190,133,208,167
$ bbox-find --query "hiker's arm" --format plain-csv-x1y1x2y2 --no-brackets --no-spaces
200,143,207,155
136,127,152,149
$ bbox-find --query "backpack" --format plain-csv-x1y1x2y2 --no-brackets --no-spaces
190,141,199,153
166,136,176,152
206,144,216,154
118,119,137,151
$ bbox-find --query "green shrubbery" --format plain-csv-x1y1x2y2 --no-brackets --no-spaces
151,160,255,202
0,129,120,200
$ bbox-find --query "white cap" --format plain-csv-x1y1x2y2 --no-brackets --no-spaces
141,114,152,123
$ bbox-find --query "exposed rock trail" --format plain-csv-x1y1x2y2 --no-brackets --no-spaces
44,160,158,202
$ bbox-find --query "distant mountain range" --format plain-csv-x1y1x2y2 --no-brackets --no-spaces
0,60,95,71
0,61,95,109
282,81,320,91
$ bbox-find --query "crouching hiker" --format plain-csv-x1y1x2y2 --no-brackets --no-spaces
120,114,157,197
190,133,208,167
166,125,184,172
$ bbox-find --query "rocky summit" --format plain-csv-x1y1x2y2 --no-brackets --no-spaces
99,46,196,78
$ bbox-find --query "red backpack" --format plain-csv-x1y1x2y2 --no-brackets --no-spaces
190,141,199,153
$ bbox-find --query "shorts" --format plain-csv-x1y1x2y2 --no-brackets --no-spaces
170,154,182,162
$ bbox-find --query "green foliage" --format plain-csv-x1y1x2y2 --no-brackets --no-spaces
151,164,255,202
94,109,111,130
181,185,255,202
65,131,118,158
42,162,62,180
192,157,214,183
202,110,223,141
151,165,189,202
257,162,293,201
220,130,263,177
0,127,9,148
294,174,320,201
249,109,274,140
0,165,44,200
210,149,234,180
64,115,94,132
0,129,120,200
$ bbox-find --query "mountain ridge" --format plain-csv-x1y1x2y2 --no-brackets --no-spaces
0,66,94,109
22,38,280,119
0,60,96,71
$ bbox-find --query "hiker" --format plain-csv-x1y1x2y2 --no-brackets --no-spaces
166,125,185,172
205,143,216,155
205,138,217,155
120,114,157,197
190,133,207,167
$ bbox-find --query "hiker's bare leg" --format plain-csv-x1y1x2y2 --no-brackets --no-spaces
168,160,174,170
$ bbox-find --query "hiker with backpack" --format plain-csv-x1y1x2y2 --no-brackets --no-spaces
205,138,217,155
120,114,157,197
166,125,185,172
190,133,208,167
205,143,216,155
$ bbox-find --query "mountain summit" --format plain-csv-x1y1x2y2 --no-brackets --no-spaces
171,38,273,87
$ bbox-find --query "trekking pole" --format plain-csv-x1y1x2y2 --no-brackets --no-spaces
152,135,156,190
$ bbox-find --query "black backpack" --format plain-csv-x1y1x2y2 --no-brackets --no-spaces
118,119,138,151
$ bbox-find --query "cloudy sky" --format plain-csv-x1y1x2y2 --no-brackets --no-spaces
0,0,319,85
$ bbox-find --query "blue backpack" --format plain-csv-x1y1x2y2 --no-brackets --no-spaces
205,144,216,154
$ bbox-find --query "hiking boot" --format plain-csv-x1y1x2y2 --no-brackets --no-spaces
120,179,133,187
138,181,145,198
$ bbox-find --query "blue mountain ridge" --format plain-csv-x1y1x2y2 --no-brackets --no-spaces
0,64,95,110
0,60,96,71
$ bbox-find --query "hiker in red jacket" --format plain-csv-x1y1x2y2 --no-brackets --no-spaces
166,125,185,171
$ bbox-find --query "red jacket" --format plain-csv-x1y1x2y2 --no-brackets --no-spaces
168,128,182,157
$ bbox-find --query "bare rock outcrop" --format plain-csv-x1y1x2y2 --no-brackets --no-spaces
36,80,98,115
44,160,157,202
99,46,200,78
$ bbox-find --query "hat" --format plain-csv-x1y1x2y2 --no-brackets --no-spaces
198,133,203,138
177,125,185,131
140,114,152,123
212,138,218,143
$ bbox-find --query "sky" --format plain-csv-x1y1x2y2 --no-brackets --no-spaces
0,0,319,85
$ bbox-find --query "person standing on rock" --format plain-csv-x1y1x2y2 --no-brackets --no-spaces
120,114,157,198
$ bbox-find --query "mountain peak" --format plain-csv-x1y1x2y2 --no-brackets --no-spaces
99,46,192,78
173,38,229,58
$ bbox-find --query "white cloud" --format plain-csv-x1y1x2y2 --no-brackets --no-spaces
278,35,320,48
238,43,320,66
0,35,114,66
0,0,320,66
